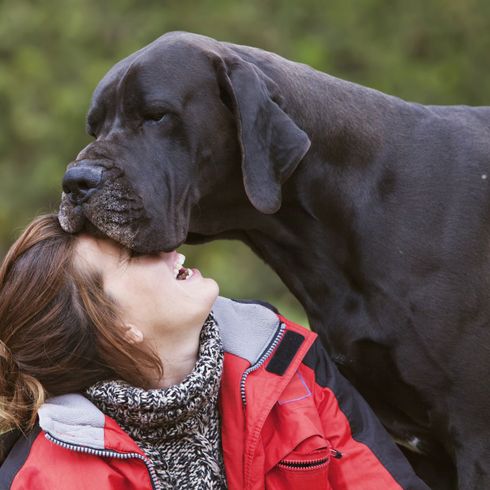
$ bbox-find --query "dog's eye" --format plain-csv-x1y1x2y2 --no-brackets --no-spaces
144,112,169,124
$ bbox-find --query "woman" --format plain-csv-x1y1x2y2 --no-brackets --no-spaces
0,214,427,489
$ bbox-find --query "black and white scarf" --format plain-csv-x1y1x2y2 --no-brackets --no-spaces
85,314,227,489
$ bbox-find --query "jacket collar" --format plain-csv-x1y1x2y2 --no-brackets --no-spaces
212,296,281,364
38,393,106,450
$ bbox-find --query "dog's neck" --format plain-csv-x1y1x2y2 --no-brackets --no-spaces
195,47,423,338
242,59,421,331
238,204,354,334
190,178,374,340
229,41,415,168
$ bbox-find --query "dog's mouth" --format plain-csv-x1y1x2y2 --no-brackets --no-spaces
58,204,113,243
58,174,190,253
58,172,147,250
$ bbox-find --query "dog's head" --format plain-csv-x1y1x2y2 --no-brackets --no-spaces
59,32,310,252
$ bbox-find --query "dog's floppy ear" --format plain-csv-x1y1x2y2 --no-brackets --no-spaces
215,56,311,214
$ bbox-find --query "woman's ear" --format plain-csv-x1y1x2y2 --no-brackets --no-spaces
124,324,144,344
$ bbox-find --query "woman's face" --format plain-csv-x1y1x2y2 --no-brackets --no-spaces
74,235,219,343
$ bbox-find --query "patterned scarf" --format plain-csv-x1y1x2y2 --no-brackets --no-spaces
85,314,227,489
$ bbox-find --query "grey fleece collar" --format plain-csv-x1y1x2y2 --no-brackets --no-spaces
212,296,280,365
38,296,280,449
38,393,106,449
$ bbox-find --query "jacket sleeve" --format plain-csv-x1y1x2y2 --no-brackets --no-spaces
302,338,429,490
0,427,43,490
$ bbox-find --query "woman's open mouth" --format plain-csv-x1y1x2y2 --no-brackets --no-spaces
173,253,194,280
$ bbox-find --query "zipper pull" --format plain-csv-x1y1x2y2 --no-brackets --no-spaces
330,448,343,459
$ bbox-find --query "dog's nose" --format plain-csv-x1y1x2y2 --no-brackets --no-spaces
62,164,103,205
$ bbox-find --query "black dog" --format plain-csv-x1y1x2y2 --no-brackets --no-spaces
59,32,490,489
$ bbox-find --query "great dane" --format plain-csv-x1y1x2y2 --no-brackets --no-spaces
58,32,490,489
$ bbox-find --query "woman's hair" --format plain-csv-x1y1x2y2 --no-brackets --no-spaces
0,214,163,436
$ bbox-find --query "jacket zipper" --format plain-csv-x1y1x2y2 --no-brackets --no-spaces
240,321,286,405
45,432,161,490
279,456,329,470
278,448,343,471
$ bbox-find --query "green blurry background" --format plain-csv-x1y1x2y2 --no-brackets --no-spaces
1,0,489,325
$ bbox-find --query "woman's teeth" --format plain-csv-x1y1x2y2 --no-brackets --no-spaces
173,253,194,280
173,253,185,278
177,268,193,280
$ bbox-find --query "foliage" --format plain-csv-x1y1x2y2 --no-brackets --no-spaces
1,0,489,324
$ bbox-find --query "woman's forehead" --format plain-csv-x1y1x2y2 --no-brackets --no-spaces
74,234,126,269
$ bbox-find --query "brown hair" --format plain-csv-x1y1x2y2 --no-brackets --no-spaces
0,214,163,437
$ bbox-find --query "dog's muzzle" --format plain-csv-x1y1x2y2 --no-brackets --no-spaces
58,162,145,250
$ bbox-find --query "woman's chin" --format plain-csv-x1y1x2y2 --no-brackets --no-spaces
177,275,219,320
205,278,220,301
200,278,220,310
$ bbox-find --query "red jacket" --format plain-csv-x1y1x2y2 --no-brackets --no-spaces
0,297,428,489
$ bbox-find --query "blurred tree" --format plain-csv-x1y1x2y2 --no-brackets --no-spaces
1,0,489,324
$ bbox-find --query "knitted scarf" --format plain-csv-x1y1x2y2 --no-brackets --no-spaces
85,314,227,489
